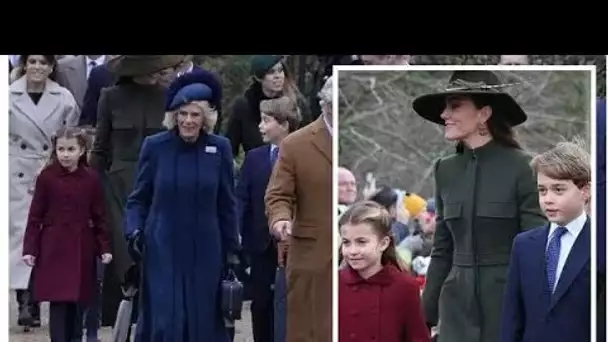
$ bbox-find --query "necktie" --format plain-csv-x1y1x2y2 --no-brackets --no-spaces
271,147,280,165
87,61,97,79
546,226,568,293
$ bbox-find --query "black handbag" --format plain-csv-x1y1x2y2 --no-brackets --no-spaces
221,268,244,321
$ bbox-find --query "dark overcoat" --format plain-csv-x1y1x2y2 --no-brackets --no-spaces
89,80,167,325
125,131,240,341
22,163,111,303
422,140,547,342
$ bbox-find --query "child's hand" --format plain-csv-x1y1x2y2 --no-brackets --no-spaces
22,255,35,267
101,253,113,264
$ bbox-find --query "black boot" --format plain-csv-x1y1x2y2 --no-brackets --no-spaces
15,290,33,328
30,301,41,327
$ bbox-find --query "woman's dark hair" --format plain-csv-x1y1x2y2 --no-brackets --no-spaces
44,126,90,170
19,55,57,82
455,94,522,153
254,60,309,123
368,186,398,211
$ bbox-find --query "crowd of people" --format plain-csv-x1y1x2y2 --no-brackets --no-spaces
8,54,336,342
7,55,605,342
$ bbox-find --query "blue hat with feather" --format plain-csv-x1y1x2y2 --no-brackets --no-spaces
166,69,222,112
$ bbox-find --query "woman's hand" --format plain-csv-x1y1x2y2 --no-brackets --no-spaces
101,253,113,264
22,255,35,267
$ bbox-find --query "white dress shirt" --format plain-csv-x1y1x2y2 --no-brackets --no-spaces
86,55,106,79
546,211,587,291
323,113,332,136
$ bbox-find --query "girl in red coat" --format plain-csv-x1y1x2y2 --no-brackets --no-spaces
339,200,430,342
22,126,112,342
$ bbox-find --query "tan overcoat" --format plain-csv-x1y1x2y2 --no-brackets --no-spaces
265,116,333,342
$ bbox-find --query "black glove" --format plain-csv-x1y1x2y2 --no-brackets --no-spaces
127,230,143,263
238,250,250,269
122,264,140,291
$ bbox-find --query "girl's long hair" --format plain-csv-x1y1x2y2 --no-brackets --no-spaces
43,126,90,170
339,200,407,271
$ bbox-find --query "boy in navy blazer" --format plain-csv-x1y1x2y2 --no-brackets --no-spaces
501,141,591,342
236,96,301,342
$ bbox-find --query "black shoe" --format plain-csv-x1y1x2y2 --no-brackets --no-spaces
16,291,33,327
17,306,33,327
30,303,41,327
30,317,41,327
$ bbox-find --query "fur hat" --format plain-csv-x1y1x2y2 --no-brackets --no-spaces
107,55,186,77
165,69,222,111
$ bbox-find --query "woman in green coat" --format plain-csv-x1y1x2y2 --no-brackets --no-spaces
413,70,547,342
89,55,185,334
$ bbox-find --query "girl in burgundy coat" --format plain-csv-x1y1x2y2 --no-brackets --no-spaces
339,200,430,342
22,126,112,341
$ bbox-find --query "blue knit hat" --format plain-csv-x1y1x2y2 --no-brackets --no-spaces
166,69,222,111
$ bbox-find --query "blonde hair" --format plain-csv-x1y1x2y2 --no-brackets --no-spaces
162,100,218,134
259,96,302,132
530,138,591,188
339,200,407,271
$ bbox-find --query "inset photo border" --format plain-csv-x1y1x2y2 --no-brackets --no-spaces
332,65,597,342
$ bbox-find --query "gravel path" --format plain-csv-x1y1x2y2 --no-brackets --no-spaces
9,291,253,342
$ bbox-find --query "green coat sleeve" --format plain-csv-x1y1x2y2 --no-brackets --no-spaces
422,158,453,325
516,157,547,231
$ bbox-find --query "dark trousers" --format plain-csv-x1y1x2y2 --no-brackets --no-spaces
78,261,104,340
250,245,278,342
49,302,82,342
599,274,606,342
274,266,288,342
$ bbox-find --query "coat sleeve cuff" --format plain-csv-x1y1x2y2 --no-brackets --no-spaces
269,212,292,230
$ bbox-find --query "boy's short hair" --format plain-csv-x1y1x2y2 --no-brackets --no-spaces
259,96,302,133
530,139,591,188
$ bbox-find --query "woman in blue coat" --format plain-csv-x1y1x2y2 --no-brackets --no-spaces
124,70,240,341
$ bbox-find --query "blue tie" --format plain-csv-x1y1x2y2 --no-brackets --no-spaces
546,226,568,293
271,147,280,165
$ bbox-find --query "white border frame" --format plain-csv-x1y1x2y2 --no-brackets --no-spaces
1,54,9,340
332,64,597,342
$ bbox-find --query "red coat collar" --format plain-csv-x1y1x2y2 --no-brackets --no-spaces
49,161,86,176
341,264,403,286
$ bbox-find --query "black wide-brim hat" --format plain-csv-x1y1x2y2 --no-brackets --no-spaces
412,70,527,127
107,55,186,77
